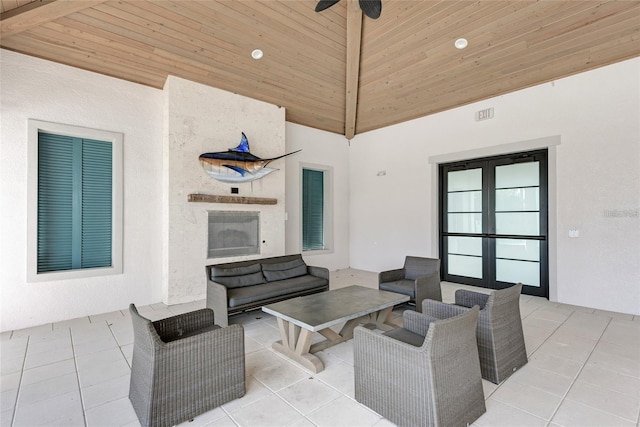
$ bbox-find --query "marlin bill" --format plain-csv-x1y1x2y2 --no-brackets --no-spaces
199,133,300,183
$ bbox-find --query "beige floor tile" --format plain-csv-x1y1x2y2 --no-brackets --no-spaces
1,388,18,413
307,395,381,427
526,352,582,379
228,393,302,427
601,320,640,347
475,398,547,427
13,390,84,427
1,409,13,426
508,365,575,397
76,358,130,389
0,371,21,393
277,377,341,415
221,376,273,413
80,373,130,410
523,316,562,332
565,380,639,422
17,372,78,406
84,396,139,427
528,306,573,323
53,316,91,330
535,338,594,364
586,349,640,378
552,399,635,427
88,310,125,324
490,379,562,420
594,309,635,321
593,339,640,361
9,324,52,339
24,346,74,370
577,364,640,398
205,413,242,427
175,405,227,427
20,359,76,386
314,359,355,397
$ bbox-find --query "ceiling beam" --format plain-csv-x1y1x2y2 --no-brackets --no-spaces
344,0,363,140
1,0,107,37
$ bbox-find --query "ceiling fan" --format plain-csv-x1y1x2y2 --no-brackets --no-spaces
315,0,382,19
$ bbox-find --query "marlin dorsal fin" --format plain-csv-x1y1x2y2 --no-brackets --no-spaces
230,132,250,153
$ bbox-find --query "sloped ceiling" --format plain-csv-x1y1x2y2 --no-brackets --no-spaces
1,0,639,139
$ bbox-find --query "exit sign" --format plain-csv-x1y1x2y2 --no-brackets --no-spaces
476,108,494,121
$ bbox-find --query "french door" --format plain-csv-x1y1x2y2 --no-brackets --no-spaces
439,150,548,297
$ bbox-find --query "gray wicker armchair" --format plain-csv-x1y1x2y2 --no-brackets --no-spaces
354,306,485,427
128,304,245,427
423,284,527,384
378,256,442,312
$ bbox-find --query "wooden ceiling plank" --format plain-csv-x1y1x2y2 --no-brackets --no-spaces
345,0,363,140
526,1,640,46
34,21,210,78
362,1,468,60
360,1,576,83
1,0,107,37
1,35,167,87
360,1,516,84
358,1,628,90
264,0,347,46
201,1,345,58
143,1,346,85
78,5,344,104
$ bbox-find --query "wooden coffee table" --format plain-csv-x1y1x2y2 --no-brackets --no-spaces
262,285,409,373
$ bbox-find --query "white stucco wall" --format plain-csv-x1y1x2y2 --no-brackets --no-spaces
163,76,286,305
285,123,351,272
349,58,640,315
0,50,164,331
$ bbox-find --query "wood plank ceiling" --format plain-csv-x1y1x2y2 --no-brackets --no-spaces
1,0,639,139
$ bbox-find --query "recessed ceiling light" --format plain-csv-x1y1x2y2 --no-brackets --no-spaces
454,38,468,49
251,49,264,60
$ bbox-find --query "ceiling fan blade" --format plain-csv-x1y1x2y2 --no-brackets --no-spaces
359,0,381,19
315,0,341,12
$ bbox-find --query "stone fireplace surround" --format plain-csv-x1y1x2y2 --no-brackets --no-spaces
162,76,286,306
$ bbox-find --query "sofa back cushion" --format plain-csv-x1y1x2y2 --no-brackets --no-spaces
211,263,266,289
262,258,308,282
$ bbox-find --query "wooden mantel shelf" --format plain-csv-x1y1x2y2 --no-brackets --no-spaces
187,193,277,205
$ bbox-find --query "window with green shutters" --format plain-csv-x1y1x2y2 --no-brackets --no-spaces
302,168,325,251
28,120,123,281
301,165,332,253
37,132,113,272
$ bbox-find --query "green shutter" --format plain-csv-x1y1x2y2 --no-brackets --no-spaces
37,132,112,273
302,169,324,251
37,134,74,272
81,138,112,268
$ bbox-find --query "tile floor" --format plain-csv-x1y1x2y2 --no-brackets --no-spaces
1,269,639,427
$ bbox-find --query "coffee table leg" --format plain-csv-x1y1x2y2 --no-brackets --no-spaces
272,318,324,373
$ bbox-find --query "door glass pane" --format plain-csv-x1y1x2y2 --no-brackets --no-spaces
495,188,539,211
448,169,482,191
496,259,540,287
448,236,482,256
448,213,482,233
448,254,483,279
495,162,539,188
448,191,482,212
496,239,539,261
495,212,540,235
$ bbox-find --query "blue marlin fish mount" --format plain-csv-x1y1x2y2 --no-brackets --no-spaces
199,133,300,183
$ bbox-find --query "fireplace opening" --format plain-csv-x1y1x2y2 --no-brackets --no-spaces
207,211,260,258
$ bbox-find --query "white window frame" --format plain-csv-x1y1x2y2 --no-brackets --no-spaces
300,162,333,254
27,119,123,282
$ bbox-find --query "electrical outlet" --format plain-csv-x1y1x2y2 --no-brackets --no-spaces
569,229,580,238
